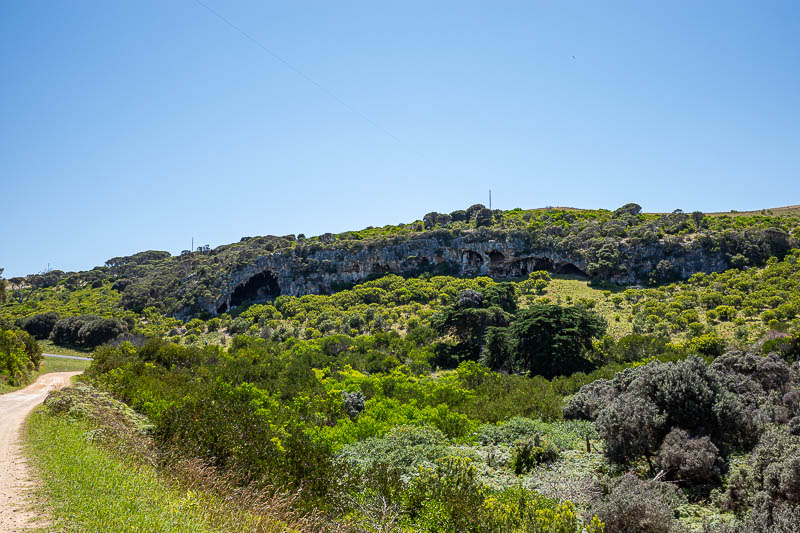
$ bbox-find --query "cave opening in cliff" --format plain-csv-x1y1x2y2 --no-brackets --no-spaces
227,271,281,311
371,263,391,275
487,251,507,275
488,251,505,264
554,262,588,277
505,257,555,277
462,250,483,271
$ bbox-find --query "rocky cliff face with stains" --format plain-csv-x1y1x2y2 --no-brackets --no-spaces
108,218,793,318
204,232,731,317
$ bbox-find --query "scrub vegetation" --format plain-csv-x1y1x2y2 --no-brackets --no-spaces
4,204,800,531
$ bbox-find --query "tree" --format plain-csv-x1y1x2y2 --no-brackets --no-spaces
431,290,512,363
466,204,486,220
481,326,511,372
22,312,60,340
613,202,642,219
691,211,705,228
422,212,439,229
474,208,493,228
481,282,517,313
0,328,42,384
656,428,723,488
449,209,468,222
77,318,126,347
587,243,621,277
507,304,606,378
0,268,6,305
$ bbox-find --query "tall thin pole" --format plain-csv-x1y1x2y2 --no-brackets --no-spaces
489,189,492,210
192,237,194,253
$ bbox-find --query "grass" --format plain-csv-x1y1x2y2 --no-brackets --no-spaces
26,410,227,533
38,355,92,373
0,356,90,395
24,385,317,533
524,276,635,338
37,339,93,357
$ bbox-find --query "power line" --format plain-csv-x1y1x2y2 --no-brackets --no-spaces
193,0,415,153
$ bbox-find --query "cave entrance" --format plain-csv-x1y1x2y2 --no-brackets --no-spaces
488,250,507,275
488,251,505,264
462,250,484,273
554,262,588,277
506,257,555,278
371,263,391,275
223,270,281,313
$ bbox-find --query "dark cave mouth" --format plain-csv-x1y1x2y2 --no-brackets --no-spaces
553,261,588,276
501,257,588,278
218,270,280,314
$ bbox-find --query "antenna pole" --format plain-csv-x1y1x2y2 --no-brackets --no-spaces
489,189,492,210
192,237,194,253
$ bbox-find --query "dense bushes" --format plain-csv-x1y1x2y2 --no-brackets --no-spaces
21,311,59,339
0,327,42,385
628,249,800,340
50,315,126,348
87,338,613,529
589,473,680,533
567,351,800,501
718,427,800,530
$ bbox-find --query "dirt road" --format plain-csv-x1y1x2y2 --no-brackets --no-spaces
0,372,81,532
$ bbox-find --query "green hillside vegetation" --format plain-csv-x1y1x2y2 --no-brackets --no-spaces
5,248,800,362
33,251,794,530
4,206,800,531
4,204,798,317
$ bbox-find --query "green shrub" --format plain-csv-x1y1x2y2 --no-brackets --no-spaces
21,311,60,339
337,425,450,476
590,474,681,533
0,328,42,384
656,428,723,492
509,434,559,474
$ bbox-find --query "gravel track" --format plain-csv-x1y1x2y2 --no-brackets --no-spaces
0,372,80,532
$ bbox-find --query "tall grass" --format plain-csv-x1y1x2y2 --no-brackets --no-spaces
25,393,332,532
27,411,224,532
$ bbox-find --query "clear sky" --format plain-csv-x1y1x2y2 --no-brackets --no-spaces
2,1,799,278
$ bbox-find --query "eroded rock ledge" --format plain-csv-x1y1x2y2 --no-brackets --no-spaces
204,233,727,317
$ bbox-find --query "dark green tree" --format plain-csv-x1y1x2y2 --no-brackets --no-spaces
613,202,642,218
481,326,512,372
466,204,486,219
481,282,517,313
449,209,468,222
431,290,512,363
21,312,60,340
474,208,493,228
507,304,606,378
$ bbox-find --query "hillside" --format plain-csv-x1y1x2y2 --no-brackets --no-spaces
3,202,800,532
4,203,798,321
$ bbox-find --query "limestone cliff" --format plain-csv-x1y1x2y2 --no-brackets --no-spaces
203,232,730,317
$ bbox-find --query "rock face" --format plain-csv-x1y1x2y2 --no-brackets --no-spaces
207,233,727,316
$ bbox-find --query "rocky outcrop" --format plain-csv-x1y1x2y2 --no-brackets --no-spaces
206,233,728,316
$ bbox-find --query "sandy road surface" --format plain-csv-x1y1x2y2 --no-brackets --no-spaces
0,372,81,532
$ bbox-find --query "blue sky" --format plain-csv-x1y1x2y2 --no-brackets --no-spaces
2,1,798,278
